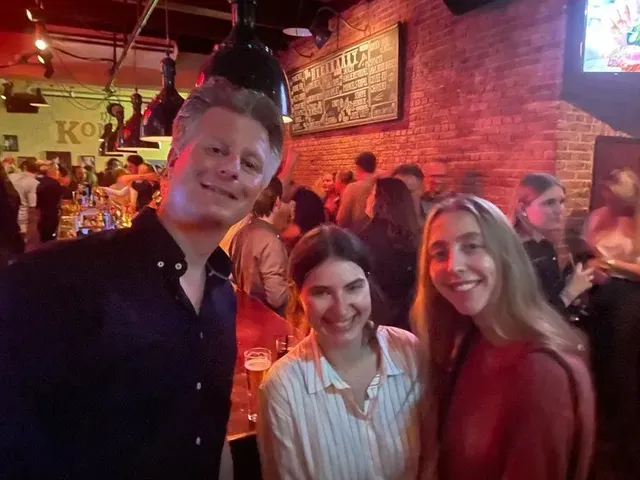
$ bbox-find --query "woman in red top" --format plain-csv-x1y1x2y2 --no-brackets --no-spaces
413,194,595,480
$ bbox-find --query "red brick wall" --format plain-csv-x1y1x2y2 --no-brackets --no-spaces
280,0,569,211
280,0,626,215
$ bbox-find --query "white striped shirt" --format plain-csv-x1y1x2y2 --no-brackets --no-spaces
257,326,422,480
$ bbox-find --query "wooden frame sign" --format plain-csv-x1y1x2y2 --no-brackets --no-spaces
288,23,401,135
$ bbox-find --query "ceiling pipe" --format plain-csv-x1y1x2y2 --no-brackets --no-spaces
104,0,160,92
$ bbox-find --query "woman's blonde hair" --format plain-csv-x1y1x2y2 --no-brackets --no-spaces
412,194,586,479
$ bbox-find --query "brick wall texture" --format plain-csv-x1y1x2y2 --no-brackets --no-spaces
279,0,626,217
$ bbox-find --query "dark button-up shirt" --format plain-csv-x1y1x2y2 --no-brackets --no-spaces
0,208,237,480
522,238,568,312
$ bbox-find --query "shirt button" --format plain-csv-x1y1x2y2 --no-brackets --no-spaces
552,257,557,261
196,382,202,391
157,261,164,268
199,332,204,339
195,437,201,446
175,263,183,270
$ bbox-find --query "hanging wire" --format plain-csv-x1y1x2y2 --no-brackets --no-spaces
53,47,114,63
164,0,171,55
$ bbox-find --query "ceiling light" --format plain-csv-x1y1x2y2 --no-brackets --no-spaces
26,6,45,23
141,57,184,142
310,9,333,49
119,92,160,152
197,0,292,123
1,82,13,101
29,88,49,107
283,27,312,37
35,24,48,50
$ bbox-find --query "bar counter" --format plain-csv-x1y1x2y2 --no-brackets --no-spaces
228,289,289,441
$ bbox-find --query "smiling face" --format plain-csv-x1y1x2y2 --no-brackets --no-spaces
522,185,566,233
428,210,497,320
299,258,372,348
164,106,278,228
321,173,335,194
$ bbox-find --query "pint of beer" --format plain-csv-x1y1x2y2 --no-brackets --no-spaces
244,347,272,422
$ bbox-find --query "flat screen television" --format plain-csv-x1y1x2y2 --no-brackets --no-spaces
563,0,640,136
583,0,640,73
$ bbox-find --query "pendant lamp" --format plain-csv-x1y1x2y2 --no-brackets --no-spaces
141,56,184,142
29,87,49,107
100,123,123,156
197,0,292,123
118,92,160,152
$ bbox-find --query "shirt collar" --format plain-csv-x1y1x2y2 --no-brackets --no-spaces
130,207,232,279
305,327,406,395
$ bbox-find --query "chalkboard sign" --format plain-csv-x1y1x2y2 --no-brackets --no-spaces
289,23,401,136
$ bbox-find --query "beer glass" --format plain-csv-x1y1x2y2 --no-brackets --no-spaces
244,347,272,422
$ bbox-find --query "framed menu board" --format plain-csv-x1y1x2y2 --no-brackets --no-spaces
289,23,402,136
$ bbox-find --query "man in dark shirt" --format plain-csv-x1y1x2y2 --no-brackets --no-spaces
36,161,64,242
0,77,284,480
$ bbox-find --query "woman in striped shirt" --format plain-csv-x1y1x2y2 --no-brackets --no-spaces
257,225,421,480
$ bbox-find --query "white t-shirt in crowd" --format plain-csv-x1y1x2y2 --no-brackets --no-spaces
9,172,39,233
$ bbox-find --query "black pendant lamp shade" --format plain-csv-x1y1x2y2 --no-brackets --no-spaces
100,123,123,157
197,0,292,123
118,92,160,152
141,56,184,142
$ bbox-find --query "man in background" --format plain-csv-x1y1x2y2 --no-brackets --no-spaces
336,151,377,229
392,163,428,223
126,154,144,174
8,158,39,251
35,160,63,243
230,177,288,315
98,158,122,187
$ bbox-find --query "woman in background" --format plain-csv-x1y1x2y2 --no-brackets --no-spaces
511,173,595,316
414,194,594,480
359,177,420,331
321,172,339,222
281,187,325,251
582,168,640,477
258,226,421,479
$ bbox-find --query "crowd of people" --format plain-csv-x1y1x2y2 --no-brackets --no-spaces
0,75,638,480
0,154,161,264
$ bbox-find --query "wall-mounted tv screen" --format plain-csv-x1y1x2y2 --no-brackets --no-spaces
584,0,640,72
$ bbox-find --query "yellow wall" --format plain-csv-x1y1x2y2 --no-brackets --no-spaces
0,81,179,171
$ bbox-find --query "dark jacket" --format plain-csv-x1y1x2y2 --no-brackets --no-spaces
358,217,418,331
522,238,569,313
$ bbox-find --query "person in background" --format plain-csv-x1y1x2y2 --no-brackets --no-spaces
230,178,288,315
126,154,144,174
35,161,63,243
0,77,284,479
130,163,160,212
8,158,40,251
2,156,19,175
359,177,420,331
582,168,640,477
336,152,377,229
0,162,24,266
258,226,421,479
57,166,73,200
414,194,594,480
98,158,122,187
84,165,98,187
282,187,325,251
321,172,339,222
335,169,354,194
392,163,428,224
511,173,594,315
421,160,449,214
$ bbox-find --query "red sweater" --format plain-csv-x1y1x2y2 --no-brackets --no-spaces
440,336,595,480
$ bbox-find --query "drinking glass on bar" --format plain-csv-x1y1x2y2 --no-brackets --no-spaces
244,347,272,422
276,335,297,359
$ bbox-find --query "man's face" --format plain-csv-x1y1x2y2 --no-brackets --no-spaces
127,162,139,174
395,174,424,202
165,106,280,228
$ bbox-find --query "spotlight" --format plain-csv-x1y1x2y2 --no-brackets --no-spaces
283,27,312,37
37,50,54,78
1,82,13,101
310,9,334,49
26,6,45,23
35,24,48,50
